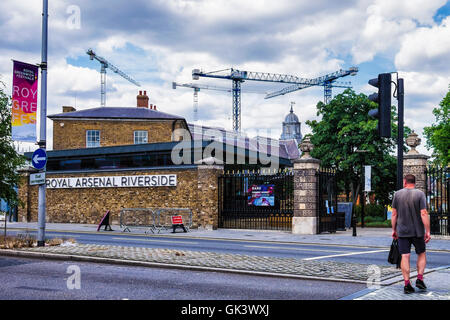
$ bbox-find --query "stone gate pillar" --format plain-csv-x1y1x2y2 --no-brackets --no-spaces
292,137,321,235
196,163,224,230
403,131,429,194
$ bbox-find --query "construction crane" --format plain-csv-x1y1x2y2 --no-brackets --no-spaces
172,81,265,122
172,82,230,122
192,67,358,132
264,67,358,103
87,49,141,107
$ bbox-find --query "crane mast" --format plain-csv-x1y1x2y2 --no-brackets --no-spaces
87,49,141,107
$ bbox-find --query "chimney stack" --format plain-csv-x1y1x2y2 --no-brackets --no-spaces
62,106,76,113
137,90,149,108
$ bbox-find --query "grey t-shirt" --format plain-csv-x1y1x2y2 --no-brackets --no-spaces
392,188,427,237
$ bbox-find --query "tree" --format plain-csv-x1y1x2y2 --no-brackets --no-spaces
0,80,26,208
306,89,410,206
423,87,450,167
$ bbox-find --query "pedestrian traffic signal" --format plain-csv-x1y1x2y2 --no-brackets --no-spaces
368,73,391,138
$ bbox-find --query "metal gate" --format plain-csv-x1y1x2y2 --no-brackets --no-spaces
426,166,449,236
218,170,293,231
317,168,341,233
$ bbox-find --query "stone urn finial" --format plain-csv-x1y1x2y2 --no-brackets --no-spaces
299,136,314,159
406,131,421,155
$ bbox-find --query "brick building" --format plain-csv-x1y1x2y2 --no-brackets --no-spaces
19,91,298,229
49,91,188,150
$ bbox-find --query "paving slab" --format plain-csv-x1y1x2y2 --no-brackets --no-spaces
0,243,405,284
351,267,450,300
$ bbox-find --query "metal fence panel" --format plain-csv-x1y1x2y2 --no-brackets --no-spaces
317,168,339,234
426,166,449,236
218,170,294,231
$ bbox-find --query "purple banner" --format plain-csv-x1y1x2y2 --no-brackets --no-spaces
12,60,38,142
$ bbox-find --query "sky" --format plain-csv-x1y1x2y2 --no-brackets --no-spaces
0,0,449,156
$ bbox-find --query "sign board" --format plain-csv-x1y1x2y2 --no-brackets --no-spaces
364,165,371,192
46,174,177,189
248,184,275,206
171,215,187,233
171,215,183,225
32,148,47,170
11,60,38,143
30,172,46,185
97,210,112,231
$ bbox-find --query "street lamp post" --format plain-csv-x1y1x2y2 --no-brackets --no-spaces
37,0,48,247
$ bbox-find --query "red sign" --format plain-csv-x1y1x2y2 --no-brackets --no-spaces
171,215,183,225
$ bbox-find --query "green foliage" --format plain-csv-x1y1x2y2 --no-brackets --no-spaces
0,81,26,206
423,87,450,167
357,219,391,228
354,204,385,218
305,89,411,206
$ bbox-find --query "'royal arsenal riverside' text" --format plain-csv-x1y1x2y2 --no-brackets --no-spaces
45,174,177,189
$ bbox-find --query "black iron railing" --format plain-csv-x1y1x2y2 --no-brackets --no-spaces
317,168,340,234
218,169,294,231
426,166,449,236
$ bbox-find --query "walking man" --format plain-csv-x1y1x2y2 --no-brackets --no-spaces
391,174,431,294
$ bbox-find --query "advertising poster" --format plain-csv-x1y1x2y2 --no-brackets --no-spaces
11,60,39,142
248,184,275,206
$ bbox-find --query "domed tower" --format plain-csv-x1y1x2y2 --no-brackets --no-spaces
280,102,302,142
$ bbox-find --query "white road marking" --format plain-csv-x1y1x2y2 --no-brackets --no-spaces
112,237,198,245
244,245,349,254
302,249,389,261
47,234,81,238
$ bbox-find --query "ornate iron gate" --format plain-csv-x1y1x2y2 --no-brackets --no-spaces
317,168,340,233
426,166,449,236
218,170,293,231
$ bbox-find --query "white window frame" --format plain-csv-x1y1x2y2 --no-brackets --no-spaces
86,130,100,148
134,130,148,144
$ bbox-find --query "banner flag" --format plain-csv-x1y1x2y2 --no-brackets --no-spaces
11,60,39,142
364,165,372,192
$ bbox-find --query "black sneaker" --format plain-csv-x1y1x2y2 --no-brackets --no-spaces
404,283,415,294
416,279,427,291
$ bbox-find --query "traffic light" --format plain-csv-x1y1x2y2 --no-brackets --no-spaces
368,73,391,138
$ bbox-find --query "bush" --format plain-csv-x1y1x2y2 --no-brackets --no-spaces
354,204,385,218
361,216,385,223
357,220,391,228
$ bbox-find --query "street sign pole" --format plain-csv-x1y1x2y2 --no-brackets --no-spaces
397,78,404,191
37,0,48,247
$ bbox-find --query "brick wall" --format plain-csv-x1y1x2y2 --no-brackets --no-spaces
18,166,223,229
52,119,185,150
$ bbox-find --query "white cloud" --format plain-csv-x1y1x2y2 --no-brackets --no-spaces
352,0,447,64
395,16,450,74
0,0,448,158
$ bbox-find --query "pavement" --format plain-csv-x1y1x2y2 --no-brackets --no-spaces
343,266,450,300
1,221,449,300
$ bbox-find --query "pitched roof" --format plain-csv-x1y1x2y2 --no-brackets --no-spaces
48,107,185,121
187,123,300,160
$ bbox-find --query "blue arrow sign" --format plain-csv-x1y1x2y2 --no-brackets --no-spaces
32,148,47,170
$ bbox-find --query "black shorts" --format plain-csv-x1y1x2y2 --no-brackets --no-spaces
398,237,426,255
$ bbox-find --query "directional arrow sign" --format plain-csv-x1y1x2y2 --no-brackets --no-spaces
32,148,47,170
